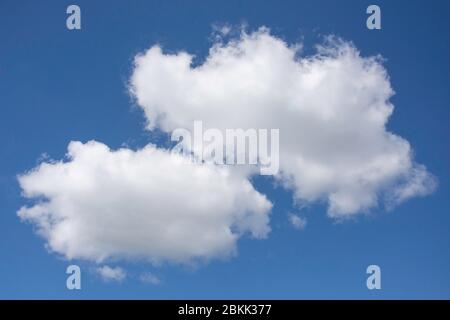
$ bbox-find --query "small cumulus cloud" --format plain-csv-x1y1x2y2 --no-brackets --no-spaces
96,266,126,282
139,272,161,285
289,213,307,230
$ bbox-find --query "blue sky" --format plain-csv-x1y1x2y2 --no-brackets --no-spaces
1,0,450,299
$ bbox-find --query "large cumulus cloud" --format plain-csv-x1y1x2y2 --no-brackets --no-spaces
18,27,436,267
130,27,436,216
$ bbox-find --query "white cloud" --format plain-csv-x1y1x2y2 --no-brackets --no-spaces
96,265,126,282
289,213,307,230
17,26,436,269
139,272,161,285
130,27,436,217
17,141,272,264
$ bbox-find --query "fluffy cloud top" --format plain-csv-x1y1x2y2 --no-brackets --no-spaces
18,141,271,263
130,27,436,216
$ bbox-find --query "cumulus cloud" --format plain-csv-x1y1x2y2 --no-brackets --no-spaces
17,141,272,263
130,27,436,217
96,265,126,282
289,213,307,230
17,26,436,269
139,272,161,285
